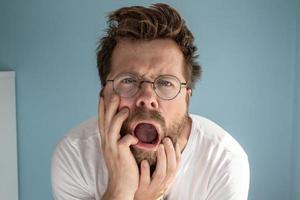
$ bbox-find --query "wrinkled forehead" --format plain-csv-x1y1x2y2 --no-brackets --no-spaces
108,39,186,80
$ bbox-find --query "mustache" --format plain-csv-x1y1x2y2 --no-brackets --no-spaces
120,107,166,136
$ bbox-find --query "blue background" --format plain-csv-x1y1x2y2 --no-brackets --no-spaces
0,0,299,199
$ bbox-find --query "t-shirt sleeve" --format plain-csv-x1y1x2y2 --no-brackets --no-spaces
205,154,250,200
51,137,95,200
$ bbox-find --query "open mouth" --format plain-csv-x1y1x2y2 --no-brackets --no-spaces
133,122,160,149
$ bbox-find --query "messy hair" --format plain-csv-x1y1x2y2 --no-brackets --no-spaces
96,3,201,89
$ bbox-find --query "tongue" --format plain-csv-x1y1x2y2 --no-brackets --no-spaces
134,123,158,143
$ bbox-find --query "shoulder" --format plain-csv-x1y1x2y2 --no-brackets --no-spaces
55,116,100,151
52,116,101,167
65,116,99,141
186,114,250,199
189,114,248,159
51,116,103,199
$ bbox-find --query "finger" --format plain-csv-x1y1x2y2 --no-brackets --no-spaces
175,142,181,164
151,144,166,185
163,138,177,179
140,160,151,187
98,97,105,140
118,134,138,149
108,107,130,143
104,94,120,133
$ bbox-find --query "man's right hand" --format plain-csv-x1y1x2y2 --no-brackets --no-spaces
98,94,139,200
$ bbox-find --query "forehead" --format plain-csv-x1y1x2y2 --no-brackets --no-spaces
109,39,185,79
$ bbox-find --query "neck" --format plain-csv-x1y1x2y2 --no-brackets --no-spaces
177,115,192,152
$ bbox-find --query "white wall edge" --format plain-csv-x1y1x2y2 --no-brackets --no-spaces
0,71,15,78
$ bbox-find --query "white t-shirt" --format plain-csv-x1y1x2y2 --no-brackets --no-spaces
51,114,250,200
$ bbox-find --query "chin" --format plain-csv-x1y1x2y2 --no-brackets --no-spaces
120,107,186,167
130,145,157,166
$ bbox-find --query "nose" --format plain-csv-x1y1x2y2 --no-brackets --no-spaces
135,81,159,109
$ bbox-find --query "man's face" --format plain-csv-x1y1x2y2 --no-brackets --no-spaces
103,39,191,167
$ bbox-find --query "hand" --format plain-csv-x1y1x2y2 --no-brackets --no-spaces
134,137,181,200
98,94,139,200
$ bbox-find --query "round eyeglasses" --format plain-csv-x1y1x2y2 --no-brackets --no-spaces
105,73,188,100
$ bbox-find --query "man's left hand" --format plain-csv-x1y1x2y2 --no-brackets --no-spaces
134,137,181,200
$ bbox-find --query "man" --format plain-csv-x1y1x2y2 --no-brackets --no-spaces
51,3,250,200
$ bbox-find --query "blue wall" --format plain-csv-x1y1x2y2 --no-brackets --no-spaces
292,0,300,199
0,0,16,68
0,0,299,199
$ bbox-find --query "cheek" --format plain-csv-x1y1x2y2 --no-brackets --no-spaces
162,99,187,126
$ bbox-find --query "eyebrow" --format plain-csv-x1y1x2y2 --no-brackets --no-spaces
116,71,157,80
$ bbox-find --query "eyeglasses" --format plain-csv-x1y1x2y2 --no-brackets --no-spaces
106,73,188,100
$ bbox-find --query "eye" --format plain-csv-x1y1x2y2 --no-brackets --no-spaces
156,79,174,87
120,77,137,84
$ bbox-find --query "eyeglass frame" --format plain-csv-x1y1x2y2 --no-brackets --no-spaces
104,73,189,100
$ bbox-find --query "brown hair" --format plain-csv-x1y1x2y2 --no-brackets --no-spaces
96,3,201,89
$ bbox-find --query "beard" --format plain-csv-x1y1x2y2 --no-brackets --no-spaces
120,107,188,173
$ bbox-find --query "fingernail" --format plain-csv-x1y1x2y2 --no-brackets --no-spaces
121,107,129,114
142,160,148,168
159,144,164,152
164,137,171,144
111,94,118,102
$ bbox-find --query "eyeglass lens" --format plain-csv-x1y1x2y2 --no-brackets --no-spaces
112,73,183,100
